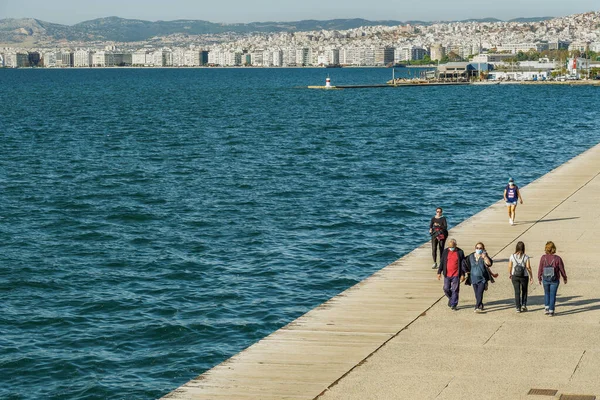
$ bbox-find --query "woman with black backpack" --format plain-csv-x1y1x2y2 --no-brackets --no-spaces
508,241,533,313
538,241,568,317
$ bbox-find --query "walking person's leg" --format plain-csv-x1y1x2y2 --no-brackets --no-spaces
431,237,439,268
438,239,446,264
512,276,521,311
450,277,460,308
548,282,560,315
443,276,452,304
521,277,529,310
512,204,517,223
543,281,551,313
473,282,484,311
509,204,516,224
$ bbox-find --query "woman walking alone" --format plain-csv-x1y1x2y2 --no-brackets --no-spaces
538,241,567,316
503,177,523,225
429,207,448,269
508,241,533,313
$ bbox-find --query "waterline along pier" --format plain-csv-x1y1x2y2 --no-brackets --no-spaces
164,142,600,399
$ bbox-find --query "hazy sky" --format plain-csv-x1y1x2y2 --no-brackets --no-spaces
1,0,598,25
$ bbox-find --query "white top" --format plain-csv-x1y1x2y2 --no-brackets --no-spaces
510,253,530,276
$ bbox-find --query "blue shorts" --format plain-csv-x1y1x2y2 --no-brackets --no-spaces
506,201,517,206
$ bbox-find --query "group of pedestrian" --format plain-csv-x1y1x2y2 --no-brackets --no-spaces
430,178,568,315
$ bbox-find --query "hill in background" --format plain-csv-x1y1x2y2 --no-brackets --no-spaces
0,15,554,44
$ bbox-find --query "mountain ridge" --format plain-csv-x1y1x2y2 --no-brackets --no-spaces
0,15,555,44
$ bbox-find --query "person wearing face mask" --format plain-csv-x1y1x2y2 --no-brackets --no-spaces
463,242,494,313
503,177,523,225
437,238,466,310
429,207,448,269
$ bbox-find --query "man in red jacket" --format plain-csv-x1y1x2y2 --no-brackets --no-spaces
437,238,467,310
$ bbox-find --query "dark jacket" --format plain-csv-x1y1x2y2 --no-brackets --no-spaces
463,252,494,282
437,247,467,277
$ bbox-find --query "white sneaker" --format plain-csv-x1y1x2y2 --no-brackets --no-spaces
509,218,514,225
432,263,437,269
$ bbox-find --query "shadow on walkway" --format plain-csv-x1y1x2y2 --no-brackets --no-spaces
480,295,585,313
517,217,580,225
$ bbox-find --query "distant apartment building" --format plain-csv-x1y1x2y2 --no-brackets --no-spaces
327,48,340,65
17,52,30,67
113,52,132,66
548,40,570,50
3,52,17,68
74,50,93,67
270,49,284,66
59,51,74,67
132,50,150,66
568,41,590,52
495,43,549,53
396,46,427,61
295,48,310,66
92,51,116,67
374,46,394,66
42,51,57,67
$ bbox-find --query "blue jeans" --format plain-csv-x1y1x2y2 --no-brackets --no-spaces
543,280,560,312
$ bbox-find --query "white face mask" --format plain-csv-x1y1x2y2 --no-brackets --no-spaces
449,247,455,251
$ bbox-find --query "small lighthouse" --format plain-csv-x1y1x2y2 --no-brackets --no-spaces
325,76,331,88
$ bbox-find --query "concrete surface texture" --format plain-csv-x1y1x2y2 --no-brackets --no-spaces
164,142,600,400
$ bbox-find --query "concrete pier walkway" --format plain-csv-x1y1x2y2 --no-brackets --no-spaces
164,142,600,400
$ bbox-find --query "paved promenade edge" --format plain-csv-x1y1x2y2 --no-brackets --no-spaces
163,141,600,400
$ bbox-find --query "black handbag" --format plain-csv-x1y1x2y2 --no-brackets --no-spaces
464,273,471,286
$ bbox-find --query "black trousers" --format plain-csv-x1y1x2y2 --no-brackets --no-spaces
431,237,445,262
512,276,529,309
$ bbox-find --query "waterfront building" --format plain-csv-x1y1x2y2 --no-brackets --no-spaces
92,51,116,67
295,48,310,66
326,49,340,65
3,52,17,68
184,50,202,66
271,49,284,66
74,50,93,67
59,51,74,67
0,53,4,67
113,52,132,66
250,50,264,66
172,48,185,66
17,52,30,67
437,62,482,80
28,52,41,67
374,46,395,66
396,46,427,61
42,51,57,67
132,50,150,66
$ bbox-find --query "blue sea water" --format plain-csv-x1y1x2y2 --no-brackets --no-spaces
0,67,599,399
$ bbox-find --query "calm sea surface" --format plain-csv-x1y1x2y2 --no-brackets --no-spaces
1,68,599,399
